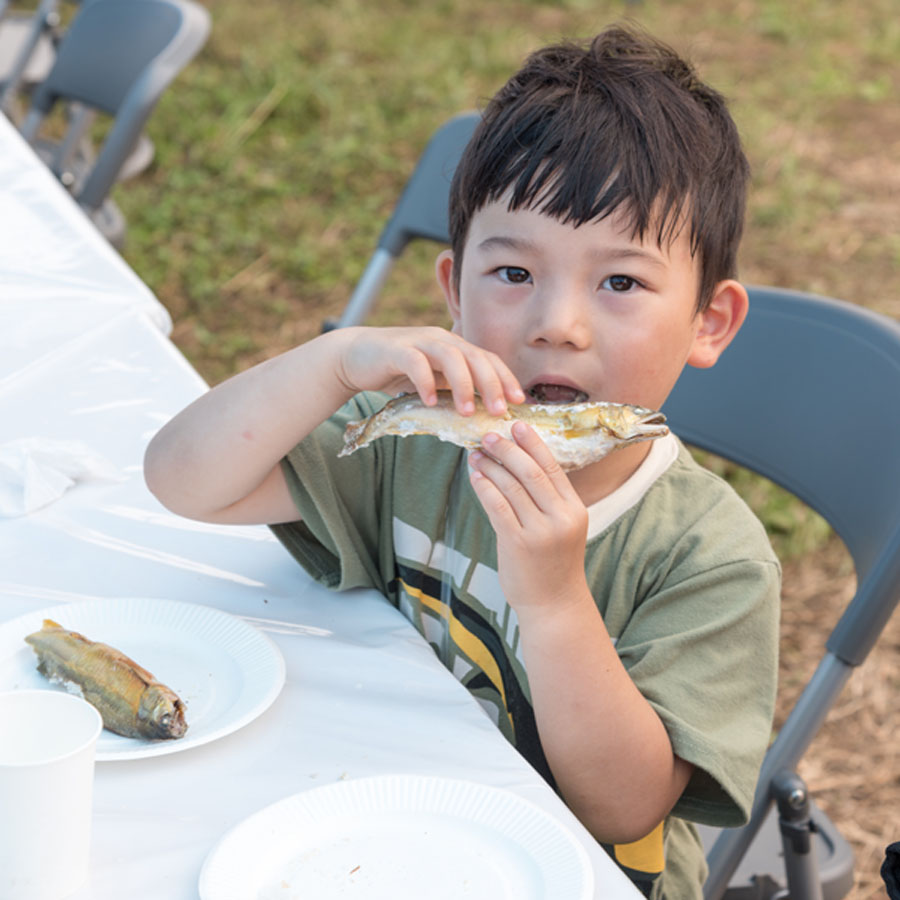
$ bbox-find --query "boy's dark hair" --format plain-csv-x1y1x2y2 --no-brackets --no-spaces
448,25,750,312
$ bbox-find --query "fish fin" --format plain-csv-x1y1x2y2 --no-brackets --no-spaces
42,618,63,629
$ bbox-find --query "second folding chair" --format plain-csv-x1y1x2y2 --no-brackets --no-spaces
17,0,210,247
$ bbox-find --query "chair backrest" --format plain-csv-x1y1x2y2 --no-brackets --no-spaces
18,0,209,211
668,288,900,897
665,287,900,667
335,111,479,328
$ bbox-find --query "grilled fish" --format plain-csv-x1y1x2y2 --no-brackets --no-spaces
25,619,188,740
339,391,668,471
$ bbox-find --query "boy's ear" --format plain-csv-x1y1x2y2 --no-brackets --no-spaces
435,249,462,327
686,279,749,369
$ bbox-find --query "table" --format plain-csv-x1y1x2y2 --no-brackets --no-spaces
0,111,642,898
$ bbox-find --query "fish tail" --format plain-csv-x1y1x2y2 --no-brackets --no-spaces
338,418,370,457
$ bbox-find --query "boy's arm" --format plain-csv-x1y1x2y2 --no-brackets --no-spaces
468,422,692,844
144,326,524,525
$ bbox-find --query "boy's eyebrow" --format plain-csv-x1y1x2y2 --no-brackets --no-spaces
476,235,668,269
475,235,541,254
603,247,668,270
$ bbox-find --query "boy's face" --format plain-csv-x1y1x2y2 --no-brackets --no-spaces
437,197,743,416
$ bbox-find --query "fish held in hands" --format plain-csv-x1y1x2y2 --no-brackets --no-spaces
339,391,668,471
24,619,188,740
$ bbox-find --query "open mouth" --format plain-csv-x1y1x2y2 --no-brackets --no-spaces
526,383,590,405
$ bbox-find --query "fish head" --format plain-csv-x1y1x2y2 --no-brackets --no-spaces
138,685,188,739
592,403,669,445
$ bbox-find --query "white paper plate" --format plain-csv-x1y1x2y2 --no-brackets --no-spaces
0,597,285,761
199,774,594,900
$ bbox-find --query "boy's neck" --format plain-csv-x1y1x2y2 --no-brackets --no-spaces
567,441,655,508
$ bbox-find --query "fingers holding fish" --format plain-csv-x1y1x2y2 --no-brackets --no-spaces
339,327,524,417
461,346,526,415
473,424,577,514
397,331,524,416
469,426,587,540
468,430,590,613
507,421,582,503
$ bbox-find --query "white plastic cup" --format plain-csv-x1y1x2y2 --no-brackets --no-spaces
0,690,103,900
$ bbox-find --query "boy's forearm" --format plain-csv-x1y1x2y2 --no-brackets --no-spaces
516,593,692,845
144,329,357,521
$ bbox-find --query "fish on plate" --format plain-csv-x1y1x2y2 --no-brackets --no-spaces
24,619,188,740
339,390,668,471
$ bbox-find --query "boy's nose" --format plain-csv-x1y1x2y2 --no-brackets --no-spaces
527,290,592,349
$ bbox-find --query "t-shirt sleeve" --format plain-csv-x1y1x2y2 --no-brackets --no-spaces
269,392,394,594
605,457,781,828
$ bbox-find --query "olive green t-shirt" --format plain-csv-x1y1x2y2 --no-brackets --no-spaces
272,392,781,899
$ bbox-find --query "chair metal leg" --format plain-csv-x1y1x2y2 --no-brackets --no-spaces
336,248,396,328
773,771,824,900
704,654,853,899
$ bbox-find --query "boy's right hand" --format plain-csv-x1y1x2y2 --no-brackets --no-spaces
336,326,525,416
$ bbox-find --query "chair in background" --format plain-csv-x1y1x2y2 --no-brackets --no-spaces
0,0,61,113
665,287,900,900
325,111,479,330
1,0,158,183
17,0,210,247
329,111,900,900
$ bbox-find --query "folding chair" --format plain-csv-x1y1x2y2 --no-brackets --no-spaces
665,287,900,899
2,0,158,183
332,111,900,900
17,0,210,247
0,0,61,113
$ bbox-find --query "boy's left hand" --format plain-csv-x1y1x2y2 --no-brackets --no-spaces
468,421,589,614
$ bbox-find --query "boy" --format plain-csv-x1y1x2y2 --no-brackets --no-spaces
144,25,780,898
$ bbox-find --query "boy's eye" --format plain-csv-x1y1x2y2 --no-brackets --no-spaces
603,274,639,292
497,266,532,284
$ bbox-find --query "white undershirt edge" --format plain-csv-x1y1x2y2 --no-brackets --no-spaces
585,432,679,540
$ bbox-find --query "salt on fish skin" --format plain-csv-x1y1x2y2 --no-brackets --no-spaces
339,391,668,471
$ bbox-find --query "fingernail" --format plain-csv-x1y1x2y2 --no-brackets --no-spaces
461,400,475,415
482,432,499,446
490,399,506,414
468,450,484,465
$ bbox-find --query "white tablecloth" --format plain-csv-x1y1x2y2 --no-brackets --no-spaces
0,111,641,899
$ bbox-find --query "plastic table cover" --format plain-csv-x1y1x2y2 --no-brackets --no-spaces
0,112,171,390
0,112,642,898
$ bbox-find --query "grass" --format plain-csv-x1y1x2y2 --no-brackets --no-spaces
14,0,899,557
107,0,900,376
119,0,898,558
